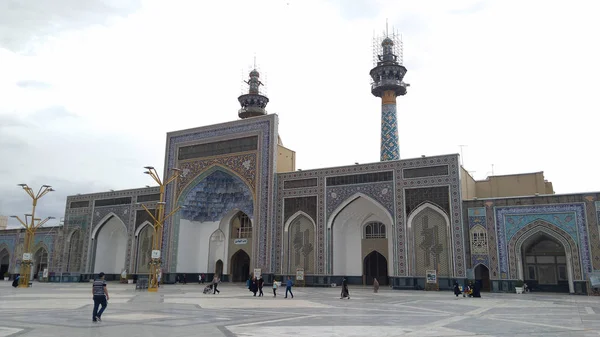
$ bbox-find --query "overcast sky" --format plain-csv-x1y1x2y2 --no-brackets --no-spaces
1,0,599,228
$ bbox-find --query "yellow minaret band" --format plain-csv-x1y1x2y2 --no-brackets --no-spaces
382,90,397,105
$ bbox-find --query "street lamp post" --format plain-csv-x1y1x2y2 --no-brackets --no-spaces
139,166,181,292
10,184,54,288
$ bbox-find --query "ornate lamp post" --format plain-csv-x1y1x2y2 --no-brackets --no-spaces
138,166,181,292
10,184,54,288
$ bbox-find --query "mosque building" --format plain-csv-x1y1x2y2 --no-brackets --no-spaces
1,31,599,294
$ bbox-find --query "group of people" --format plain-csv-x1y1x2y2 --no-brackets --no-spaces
247,276,295,298
453,280,481,298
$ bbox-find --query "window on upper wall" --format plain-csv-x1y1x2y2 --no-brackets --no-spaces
231,212,252,239
365,222,386,239
470,226,488,255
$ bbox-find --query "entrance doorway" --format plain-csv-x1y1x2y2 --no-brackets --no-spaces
215,260,224,277
522,233,569,292
34,248,48,279
231,250,250,282
474,264,490,291
363,251,388,285
0,250,9,277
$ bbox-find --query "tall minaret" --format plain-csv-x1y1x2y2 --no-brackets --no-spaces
238,66,269,119
370,28,409,161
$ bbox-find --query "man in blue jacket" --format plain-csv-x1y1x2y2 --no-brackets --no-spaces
285,277,294,299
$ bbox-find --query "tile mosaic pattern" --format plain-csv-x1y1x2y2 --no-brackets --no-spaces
380,103,400,161
584,198,600,271
494,204,590,279
468,207,489,268
177,153,257,196
179,169,254,222
275,154,465,278
325,182,394,220
508,220,582,280
164,117,275,272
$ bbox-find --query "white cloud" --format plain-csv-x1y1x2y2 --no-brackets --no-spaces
1,0,599,227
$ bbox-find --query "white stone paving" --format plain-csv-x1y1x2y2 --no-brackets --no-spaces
1,281,600,336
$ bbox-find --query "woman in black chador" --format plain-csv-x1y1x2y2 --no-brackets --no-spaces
453,281,462,297
340,278,350,299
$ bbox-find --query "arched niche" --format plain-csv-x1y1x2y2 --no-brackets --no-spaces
66,230,82,272
136,222,153,274
33,246,49,279
208,229,226,274
0,248,10,276
174,166,254,274
328,194,394,276
284,212,316,274
512,224,576,293
93,215,128,274
407,202,453,278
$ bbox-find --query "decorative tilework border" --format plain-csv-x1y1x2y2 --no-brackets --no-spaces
471,255,489,269
494,204,591,278
325,182,394,219
468,207,489,269
485,202,500,279
164,117,274,272
584,198,600,270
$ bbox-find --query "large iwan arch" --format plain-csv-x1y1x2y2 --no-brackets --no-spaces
328,193,394,279
93,214,128,274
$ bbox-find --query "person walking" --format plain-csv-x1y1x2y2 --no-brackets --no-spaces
373,278,380,293
284,277,294,299
213,274,220,294
340,278,350,299
258,277,264,297
92,272,109,323
272,279,278,297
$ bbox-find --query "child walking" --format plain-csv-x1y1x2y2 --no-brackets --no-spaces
273,280,278,297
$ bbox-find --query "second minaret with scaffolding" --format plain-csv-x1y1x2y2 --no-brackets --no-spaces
370,27,409,161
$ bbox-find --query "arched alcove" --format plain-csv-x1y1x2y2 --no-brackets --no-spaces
329,194,393,276
175,167,254,274
208,229,226,274
33,247,48,279
136,223,153,274
66,230,82,272
408,203,453,277
93,215,128,274
231,249,250,282
285,213,315,274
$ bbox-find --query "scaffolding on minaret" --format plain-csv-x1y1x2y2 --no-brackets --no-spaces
370,23,409,162
238,58,269,119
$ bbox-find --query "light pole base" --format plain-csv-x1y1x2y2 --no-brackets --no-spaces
148,287,158,292
18,284,29,288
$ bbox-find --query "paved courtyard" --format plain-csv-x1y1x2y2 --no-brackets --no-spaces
1,281,600,336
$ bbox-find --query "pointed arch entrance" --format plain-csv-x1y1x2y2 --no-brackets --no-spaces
33,247,48,279
510,222,578,293
474,264,490,291
0,249,10,277
215,259,224,277
136,223,153,274
364,251,388,285
231,249,250,282
522,233,569,292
